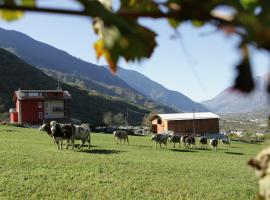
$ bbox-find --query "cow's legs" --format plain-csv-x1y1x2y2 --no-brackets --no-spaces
127,138,129,146
87,137,91,149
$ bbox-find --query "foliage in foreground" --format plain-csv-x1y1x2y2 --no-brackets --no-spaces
0,125,264,200
0,0,268,93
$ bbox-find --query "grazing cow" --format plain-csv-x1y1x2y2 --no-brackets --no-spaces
113,130,129,145
151,134,169,149
221,138,230,146
169,134,181,148
248,146,270,200
210,139,218,152
72,123,91,149
199,136,208,149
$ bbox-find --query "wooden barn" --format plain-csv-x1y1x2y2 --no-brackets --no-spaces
151,112,220,135
9,89,72,124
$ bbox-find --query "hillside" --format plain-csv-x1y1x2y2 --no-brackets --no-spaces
0,48,160,125
115,67,208,112
0,28,205,112
202,76,269,113
0,28,170,111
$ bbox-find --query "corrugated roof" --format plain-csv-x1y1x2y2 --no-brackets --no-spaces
157,112,220,120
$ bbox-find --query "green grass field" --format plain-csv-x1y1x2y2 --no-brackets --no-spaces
0,125,263,200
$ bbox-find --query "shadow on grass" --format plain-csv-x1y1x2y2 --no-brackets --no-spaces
224,151,244,155
78,149,125,154
132,145,152,148
171,149,197,153
230,146,240,149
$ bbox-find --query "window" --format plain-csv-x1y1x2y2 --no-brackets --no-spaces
38,102,42,109
157,118,162,124
39,112,43,119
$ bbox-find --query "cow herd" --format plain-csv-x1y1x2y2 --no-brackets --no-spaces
152,133,230,152
39,122,230,152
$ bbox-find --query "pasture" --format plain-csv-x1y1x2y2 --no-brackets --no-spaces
0,125,263,200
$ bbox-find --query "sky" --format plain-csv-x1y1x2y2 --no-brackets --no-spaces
0,0,269,102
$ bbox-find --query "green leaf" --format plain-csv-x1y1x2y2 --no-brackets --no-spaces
168,18,181,29
240,0,258,10
192,20,205,27
21,0,36,7
0,10,24,21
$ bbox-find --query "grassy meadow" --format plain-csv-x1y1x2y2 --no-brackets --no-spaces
0,125,264,200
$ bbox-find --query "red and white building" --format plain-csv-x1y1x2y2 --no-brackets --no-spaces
9,89,72,124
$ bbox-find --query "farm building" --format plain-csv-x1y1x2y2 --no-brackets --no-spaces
151,112,220,135
9,89,72,124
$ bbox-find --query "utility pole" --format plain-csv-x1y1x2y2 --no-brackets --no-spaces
126,108,129,126
192,106,196,136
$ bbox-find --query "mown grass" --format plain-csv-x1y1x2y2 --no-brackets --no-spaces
0,125,264,200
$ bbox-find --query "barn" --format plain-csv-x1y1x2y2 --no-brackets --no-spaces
9,88,72,124
151,112,220,135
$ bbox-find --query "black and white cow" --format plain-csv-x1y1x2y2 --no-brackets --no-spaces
40,122,73,150
151,134,170,149
221,138,230,146
199,136,208,149
40,121,91,150
210,139,218,152
169,134,181,148
113,130,129,145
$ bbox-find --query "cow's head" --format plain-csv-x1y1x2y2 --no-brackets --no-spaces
39,123,52,137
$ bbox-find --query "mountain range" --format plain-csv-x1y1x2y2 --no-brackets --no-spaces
0,48,156,124
0,27,208,113
202,76,270,113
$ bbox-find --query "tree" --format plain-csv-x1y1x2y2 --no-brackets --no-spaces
103,112,113,126
1,0,270,93
112,113,125,125
142,111,156,128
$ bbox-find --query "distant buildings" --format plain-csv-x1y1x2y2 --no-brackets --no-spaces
151,112,220,135
9,89,72,124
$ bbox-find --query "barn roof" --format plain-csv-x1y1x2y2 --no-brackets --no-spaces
154,112,220,121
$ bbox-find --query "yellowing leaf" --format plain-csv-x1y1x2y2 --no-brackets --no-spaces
0,10,24,21
94,39,117,74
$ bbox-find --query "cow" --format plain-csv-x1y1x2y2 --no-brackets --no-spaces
72,123,91,149
248,146,270,200
151,134,169,149
210,139,218,152
169,134,181,148
181,135,188,147
221,138,230,146
199,136,208,149
181,135,195,148
41,121,91,150
113,130,129,145
40,122,73,150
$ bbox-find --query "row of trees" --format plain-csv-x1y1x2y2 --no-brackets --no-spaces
103,111,156,126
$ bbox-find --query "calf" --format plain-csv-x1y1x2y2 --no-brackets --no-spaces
199,136,207,149
169,134,181,148
113,130,129,145
210,139,218,152
151,134,169,149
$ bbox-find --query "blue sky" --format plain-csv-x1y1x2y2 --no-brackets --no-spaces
0,0,269,102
